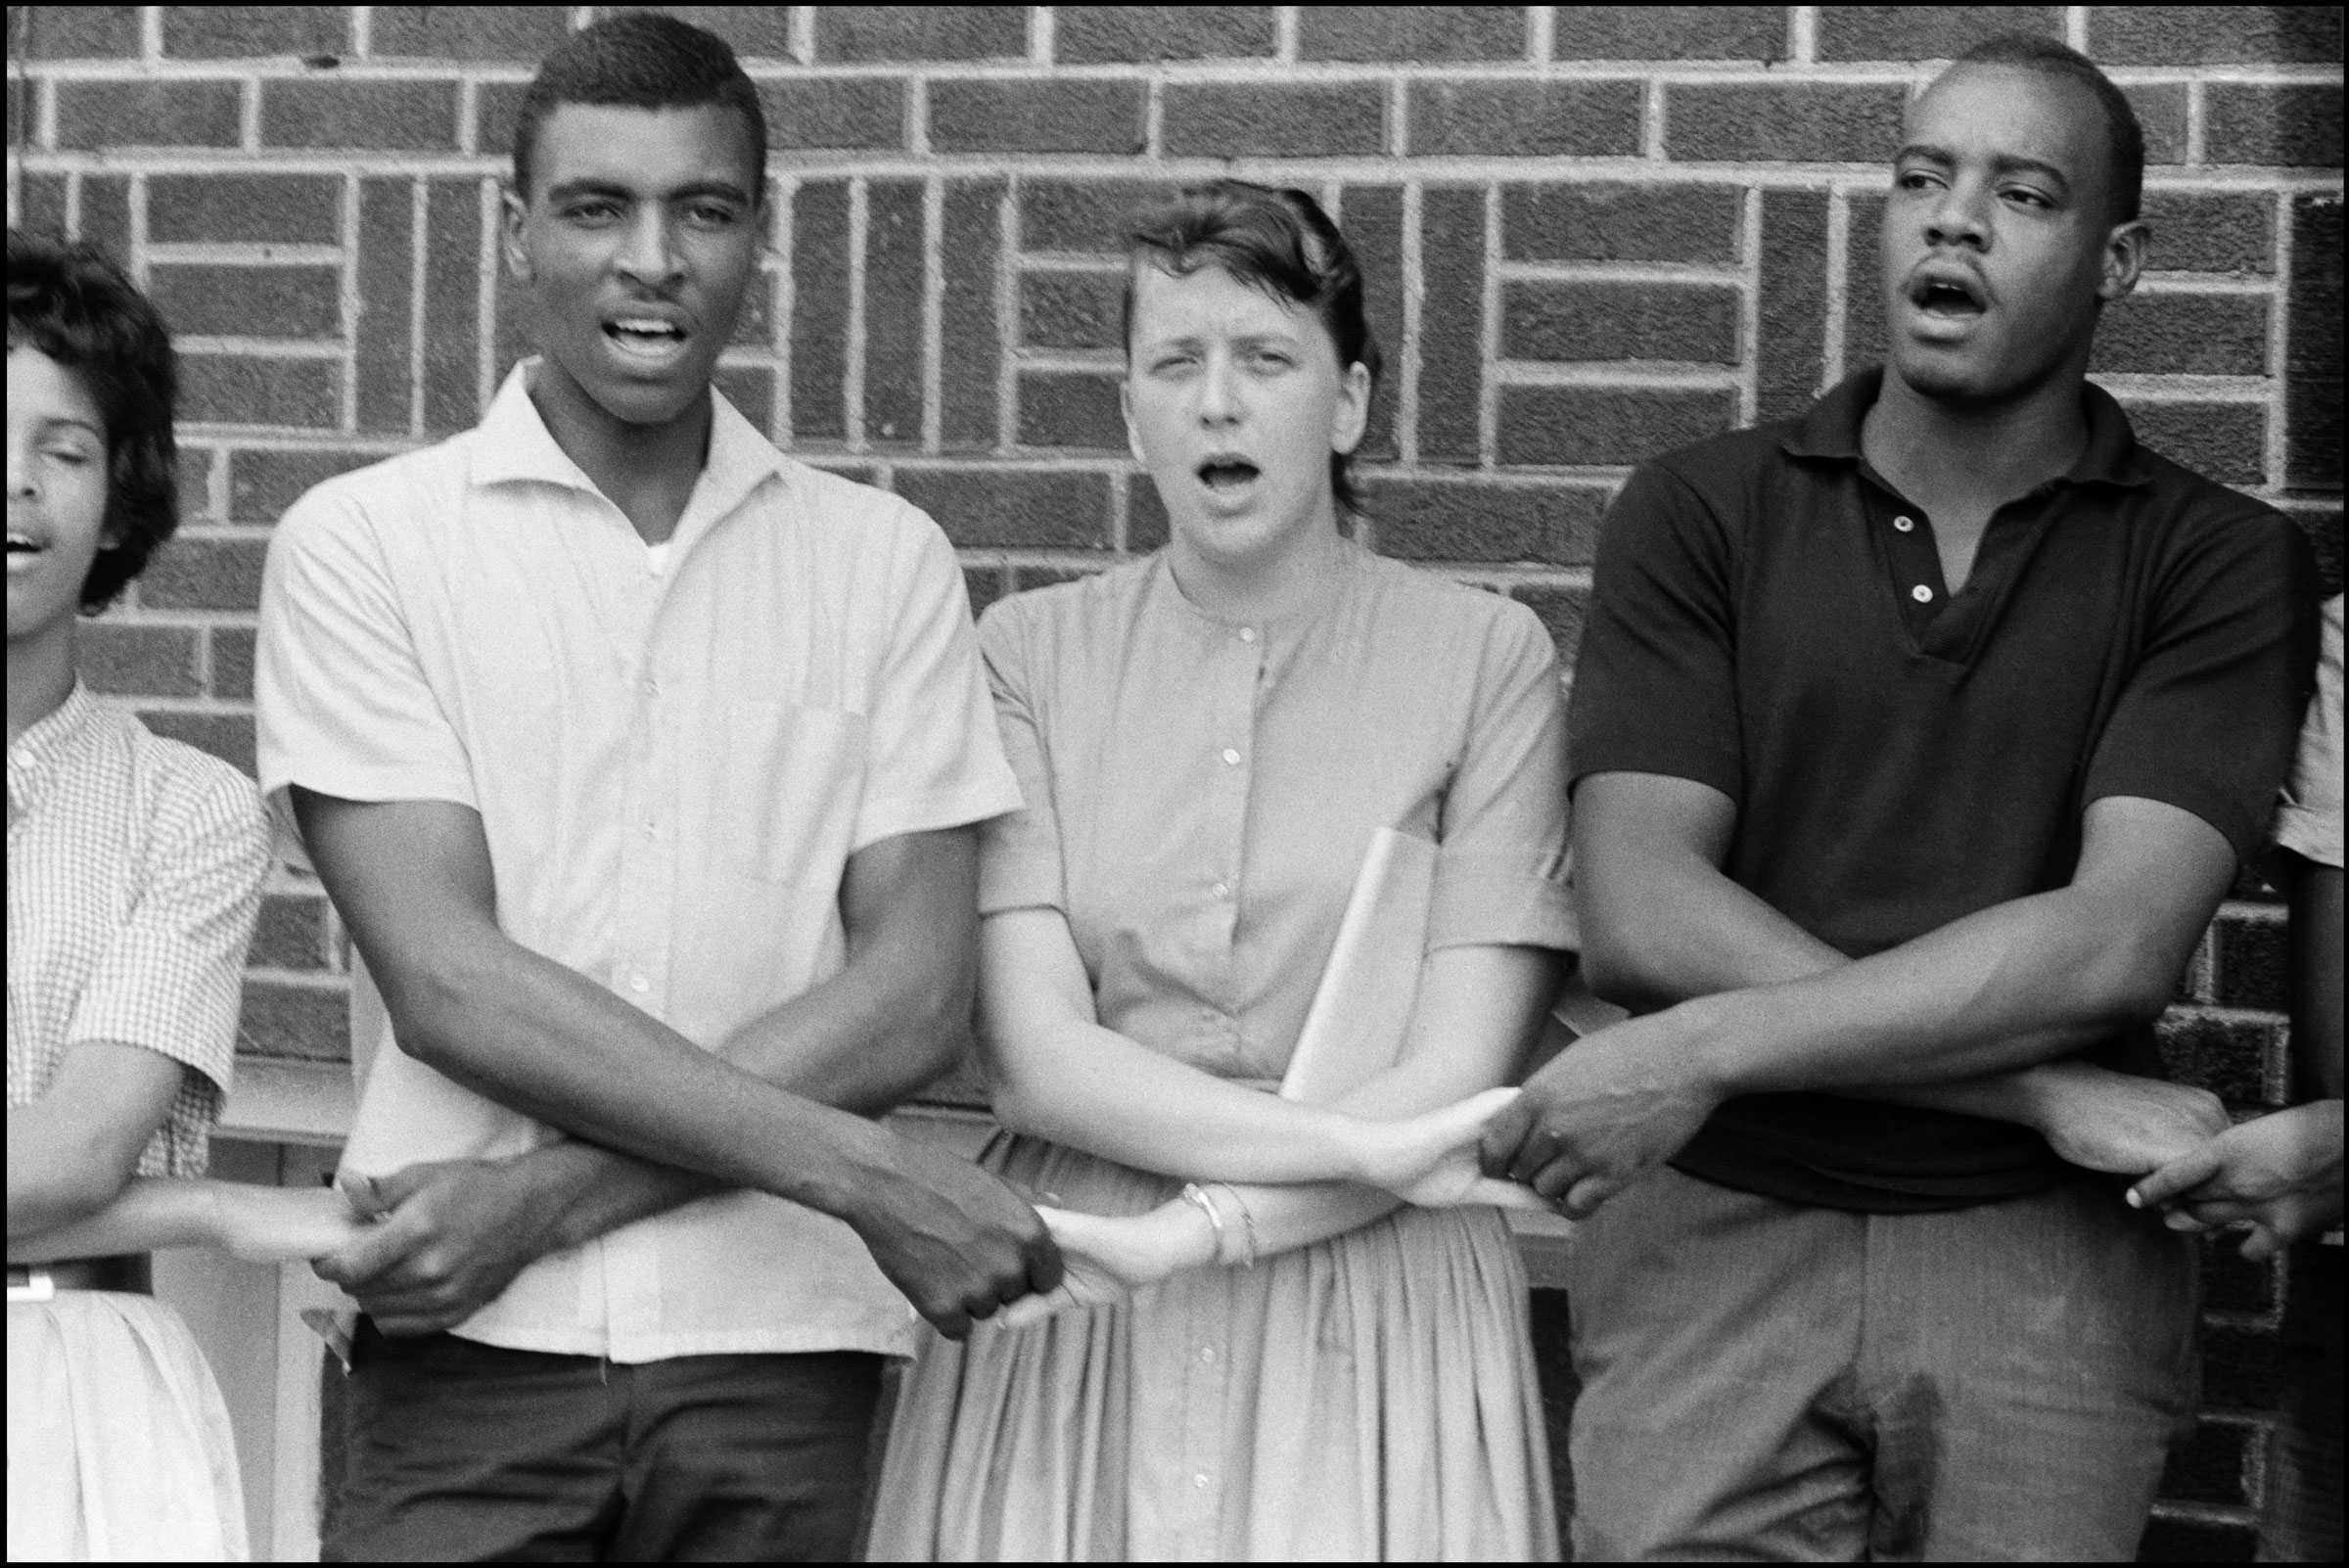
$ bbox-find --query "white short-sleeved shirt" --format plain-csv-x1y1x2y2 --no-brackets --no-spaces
255,362,1020,1361
2276,593,2343,871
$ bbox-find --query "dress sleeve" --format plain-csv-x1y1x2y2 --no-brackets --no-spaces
1565,461,1743,800
2083,512,2317,864
2274,593,2344,870
254,484,477,867
975,598,1068,915
1428,600,1575,952
849,516,1024,851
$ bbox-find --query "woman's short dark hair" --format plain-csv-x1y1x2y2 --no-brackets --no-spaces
512,13,767,199
1124,180,1384,518
7,229,180,614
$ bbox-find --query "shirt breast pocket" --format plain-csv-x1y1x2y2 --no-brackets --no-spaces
719,701,869,886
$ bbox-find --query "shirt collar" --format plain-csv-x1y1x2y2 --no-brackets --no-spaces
467,359,791,525
1781,365,2157,490
7,680,103,822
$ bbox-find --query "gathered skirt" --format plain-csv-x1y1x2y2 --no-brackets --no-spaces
868,1133,1558,1562
8,1290,248,1562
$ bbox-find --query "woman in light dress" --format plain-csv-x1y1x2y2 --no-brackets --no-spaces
872,181,1570,1561
8,229,360,1561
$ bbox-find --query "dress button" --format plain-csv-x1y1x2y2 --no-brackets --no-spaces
628,973,651,993
1221,747,1242,767
1237,626,1257,645
1911,584,1934,604
1212,881,1230,899
642,677,660,697
1893,515,1915,532
1193,1472,1212,1491
1199,1345,1217,1364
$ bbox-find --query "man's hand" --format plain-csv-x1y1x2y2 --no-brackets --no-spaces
314,1159,568,1337
841,1134,1063,1341
2128,1101,2345,1261
2024,1059,2230,1176
1352,1086,1548,1209
1478,1014,1723,1218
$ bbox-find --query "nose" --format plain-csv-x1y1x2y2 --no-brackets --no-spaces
1924,179,1990,252
1196,348,1241,425
614,206,685,288
5,433,35,503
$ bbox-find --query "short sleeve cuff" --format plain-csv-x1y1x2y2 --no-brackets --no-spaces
978,836,1065,915
2275,802,2344,870
1567,729,1742,800
1427,851,1577,952
852,771,1023,854
67,940,241,1099
2084,769,2270,866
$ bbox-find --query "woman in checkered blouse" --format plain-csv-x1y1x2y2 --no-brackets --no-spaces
7,231,360,1561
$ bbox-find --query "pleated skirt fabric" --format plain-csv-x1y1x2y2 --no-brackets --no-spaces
7,1291,249,1562
869,1133,1559,1562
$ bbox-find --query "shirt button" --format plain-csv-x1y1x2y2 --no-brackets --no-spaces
1193,1472,1212,1491
642,677,660,697
1237,626,1257,645
1199,1345,1218,1363
1212,880,1230,899
1911,584,1934,603
1221,747,1242,767
1893,515,1916,532
628,973,650,993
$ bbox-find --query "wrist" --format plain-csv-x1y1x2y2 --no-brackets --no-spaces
1662,992,1745,1099
1159,1196,1221,1269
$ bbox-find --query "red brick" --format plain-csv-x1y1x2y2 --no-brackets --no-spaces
228,448,383,523
2158,1417,2256,1508
1419,186,1488,463
864,180,926,447
136,710,254,779
640,8,796,59
2142,190,2277,275
762,77,904,152
963,564,1008,618
2155,1008,2283,1107
940,178,1006,450
181,354,343,430
1551,6,1785,61
2286,194,2342,489
1019,269,1125,351
12,5,138,58
139,534,269,610
2139,1510,2258,1563
423,177,484,435
1666,83,1906,164
1055,7,1274,64
2091,291,2271,377
1512,584,1590,660
263,78,459,150
249,893,331,971
790,180,851,442
210,626,256,700
2129,82,2191,165
78,174,132,260
712,364,773,435
2122,399,2268,487
1843,190,1892,372
2090,7,2344,66
356,178,415,434
176,449,217,526
1759,189,1832,423
371,6,570,61
475,79,527,161
1503,182,1743,264
2200,1320,2285,1409
2213,912,2290,1012
81,623,202,698
1497,385,1739,467
817,7,1026,63
56,79,242,149
1014,371,1126,451
1163,83,1386,159
15,171,69,236
147,264,344,340
162,6,346,58
1128,480,1171,551
1341,184,1405,460
2207,81,2344,168
149,173,344,245
2280,501,2343,600
1408,79,1640,159
930,79,1146,156
895,468,1115,550
1817,7,2063,63
1299,7,1527,62
2198,1232,2279,1315
1365,478,1607,566
1021,178,1174,254
1503,279,1742,366
236,978,347,1061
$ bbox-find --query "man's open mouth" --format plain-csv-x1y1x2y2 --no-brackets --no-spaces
1198,458,1262,493
1908,274,1986,318
604,317,690,357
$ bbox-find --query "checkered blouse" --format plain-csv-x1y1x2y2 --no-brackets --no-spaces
7,683,269,1177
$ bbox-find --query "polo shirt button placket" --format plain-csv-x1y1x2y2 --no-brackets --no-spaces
1893,515,1916,532
1911,584,1934,604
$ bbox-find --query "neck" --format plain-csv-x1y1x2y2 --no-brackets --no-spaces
1167,503,1349,625
526,359,712,543
8,618,76,748
1862,362,2092,508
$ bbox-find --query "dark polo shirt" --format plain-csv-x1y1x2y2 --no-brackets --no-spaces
1569,368,2315,1212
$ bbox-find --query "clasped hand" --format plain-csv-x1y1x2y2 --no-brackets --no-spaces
1478,1015,1722,1219
2126,1101,2344,1262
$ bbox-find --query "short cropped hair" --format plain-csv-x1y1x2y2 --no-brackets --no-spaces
511,13,766,198
7,229,180,614
1950,33,2144,225
1124,180,1385,518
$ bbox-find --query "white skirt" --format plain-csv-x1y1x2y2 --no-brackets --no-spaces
8,1291,248,1562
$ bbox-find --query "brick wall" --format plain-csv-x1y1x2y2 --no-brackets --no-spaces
8,6,2341,1556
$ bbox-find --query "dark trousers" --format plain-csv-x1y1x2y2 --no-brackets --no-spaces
2261,1243,2344,1562
324,1319,882,1562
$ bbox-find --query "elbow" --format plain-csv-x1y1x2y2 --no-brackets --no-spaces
12,1158,131,1239
375,945,496,1077
1578,922,1678,1013
2077,926,2187,1035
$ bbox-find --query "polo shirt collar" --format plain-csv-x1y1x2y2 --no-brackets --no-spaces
1782,366,2157,490
8,680,101,821
468,359,789,523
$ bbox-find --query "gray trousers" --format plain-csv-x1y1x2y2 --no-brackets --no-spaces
1562,1165,2198,1561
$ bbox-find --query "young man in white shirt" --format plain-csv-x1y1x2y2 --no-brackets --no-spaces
255,16,1059,1559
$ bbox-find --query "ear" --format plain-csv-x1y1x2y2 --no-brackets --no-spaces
1120,378,1147,467
500,186,532,282
2096,217,2148,305
1329,359,1372,458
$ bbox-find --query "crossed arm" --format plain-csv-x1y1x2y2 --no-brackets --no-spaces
295,790,1057,1339
1484,772,2235,1211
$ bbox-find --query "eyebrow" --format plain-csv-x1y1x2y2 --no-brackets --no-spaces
35,415,104,438
543,177,755,206
1894,143,2074,190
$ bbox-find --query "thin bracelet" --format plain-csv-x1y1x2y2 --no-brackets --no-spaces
1179,1182,1229,1266
1210,1182,1260,1268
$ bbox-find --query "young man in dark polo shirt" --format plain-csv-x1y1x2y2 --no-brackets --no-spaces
1481,35,2316,1559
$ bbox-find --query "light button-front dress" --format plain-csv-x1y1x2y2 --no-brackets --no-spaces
871,539,1572,1561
